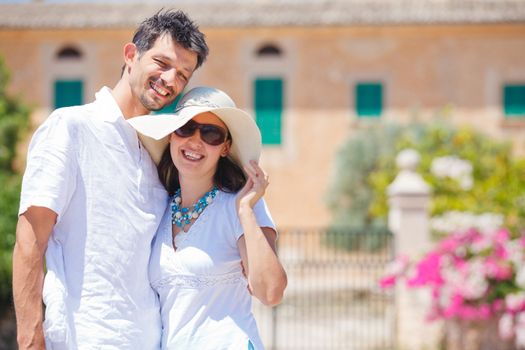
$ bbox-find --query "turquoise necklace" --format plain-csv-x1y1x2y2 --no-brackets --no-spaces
171,186,218,232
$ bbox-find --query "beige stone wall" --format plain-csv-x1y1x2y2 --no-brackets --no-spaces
1,24,525,229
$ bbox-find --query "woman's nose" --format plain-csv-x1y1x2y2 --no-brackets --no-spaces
187,130,203,144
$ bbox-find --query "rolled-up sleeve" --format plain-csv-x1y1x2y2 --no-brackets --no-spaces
19,110,78,222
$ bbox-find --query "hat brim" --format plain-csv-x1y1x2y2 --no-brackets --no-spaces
128,106,262,170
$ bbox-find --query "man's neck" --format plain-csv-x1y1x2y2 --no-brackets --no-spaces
112,79,149,119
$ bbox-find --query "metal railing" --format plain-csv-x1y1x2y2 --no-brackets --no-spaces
254,227,395,350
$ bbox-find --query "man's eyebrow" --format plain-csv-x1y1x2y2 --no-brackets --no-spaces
153,54,193,75
180,66,193,75
153,54,170,62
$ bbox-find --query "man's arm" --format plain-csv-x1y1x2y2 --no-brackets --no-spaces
13,206,57,350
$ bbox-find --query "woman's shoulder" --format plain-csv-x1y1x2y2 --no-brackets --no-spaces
215,190,239,218
217,189,238,203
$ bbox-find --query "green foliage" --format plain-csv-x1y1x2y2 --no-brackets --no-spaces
325,124,404,252
328,120,525,236
326,123,403,227
322,226,392,252
369,122,525,229
0,174,20,305
0,56,30,306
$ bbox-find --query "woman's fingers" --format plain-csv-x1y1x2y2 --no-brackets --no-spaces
244,164,257,180
244,165,262,187
246,161,269,187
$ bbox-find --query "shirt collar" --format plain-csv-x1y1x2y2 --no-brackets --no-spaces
94,86,141,151
94,86,125,123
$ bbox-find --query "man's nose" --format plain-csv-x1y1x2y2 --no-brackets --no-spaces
160,68,177,87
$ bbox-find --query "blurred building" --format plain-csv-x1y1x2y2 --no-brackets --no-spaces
0,0,524,228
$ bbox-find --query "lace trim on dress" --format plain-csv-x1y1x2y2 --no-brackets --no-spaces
151,271,245,290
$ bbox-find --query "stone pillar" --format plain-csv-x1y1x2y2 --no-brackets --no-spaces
387,149,441,350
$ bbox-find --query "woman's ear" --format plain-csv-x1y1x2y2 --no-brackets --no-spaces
221,140,231,157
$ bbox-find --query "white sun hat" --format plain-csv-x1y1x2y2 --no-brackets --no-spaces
128,86,262,169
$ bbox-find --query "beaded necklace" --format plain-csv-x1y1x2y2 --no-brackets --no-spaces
171,186,218,232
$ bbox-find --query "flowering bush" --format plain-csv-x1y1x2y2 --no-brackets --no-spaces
366,123,525,230
431,211,504,236
430,155,473,190
380,228,525,348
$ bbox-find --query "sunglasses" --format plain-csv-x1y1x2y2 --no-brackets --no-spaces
174,119,229,146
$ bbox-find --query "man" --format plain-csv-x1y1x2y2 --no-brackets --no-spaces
12,10,208,349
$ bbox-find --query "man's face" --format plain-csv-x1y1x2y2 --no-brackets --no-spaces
128,34,198,112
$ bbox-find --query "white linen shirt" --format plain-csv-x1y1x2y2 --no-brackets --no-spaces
19,87,168,350
149,191,275,350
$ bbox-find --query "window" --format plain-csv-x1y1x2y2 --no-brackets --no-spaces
355,82,383,117
254,78,283,145
256,44,282,58
54,80,83,109
56,46,82,60
504,84,525,117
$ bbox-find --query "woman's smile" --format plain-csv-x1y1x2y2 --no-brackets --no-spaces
181,149,204,161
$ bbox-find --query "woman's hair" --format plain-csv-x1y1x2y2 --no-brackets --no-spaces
157,143,247,196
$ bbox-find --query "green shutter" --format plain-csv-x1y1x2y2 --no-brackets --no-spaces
54,80,83,109
255,78,283,145
504,84,525,117
355,83,383,117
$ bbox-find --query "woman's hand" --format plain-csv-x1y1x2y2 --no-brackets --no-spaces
236,161,287,306
237,160,269,210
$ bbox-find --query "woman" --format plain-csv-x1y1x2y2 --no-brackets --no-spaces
129,87,287,349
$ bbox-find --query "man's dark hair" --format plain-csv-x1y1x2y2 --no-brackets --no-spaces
133,10,208,69
157,144,247,196
130,9,209,69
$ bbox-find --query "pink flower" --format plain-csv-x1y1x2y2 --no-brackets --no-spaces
442,293,464,319
458,305,479,320
484,257,513,280
476,303,492,320
438,236,461,254
407,252,443,287
379,227,525,326
492,299,505,313
450,303,492,320
379,255,410,289
505,293,525,313
499,313,515,340
495,244,509,260
379,275,397,289
494,229,511,244
515,313,525,348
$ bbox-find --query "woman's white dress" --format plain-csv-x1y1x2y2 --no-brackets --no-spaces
149,190,275,349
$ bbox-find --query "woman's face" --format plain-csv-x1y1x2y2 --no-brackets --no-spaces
169,112,231,181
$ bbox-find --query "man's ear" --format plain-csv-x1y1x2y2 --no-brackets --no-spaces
123,43,138,67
